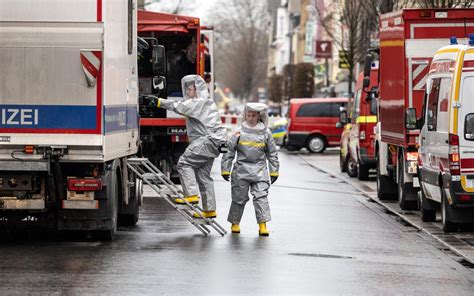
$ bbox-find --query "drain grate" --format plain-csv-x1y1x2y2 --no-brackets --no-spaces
288,253,354,260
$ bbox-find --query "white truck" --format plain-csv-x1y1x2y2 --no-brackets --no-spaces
0,0,143,240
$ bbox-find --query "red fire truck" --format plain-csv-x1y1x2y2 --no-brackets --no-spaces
136,11,213,179
370,9,474,210
340,68,378,180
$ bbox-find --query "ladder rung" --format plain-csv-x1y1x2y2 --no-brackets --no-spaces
127,157,148,163
142,173,164,181
193,218,215,225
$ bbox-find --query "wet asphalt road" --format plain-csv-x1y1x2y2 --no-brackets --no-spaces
1,149,474,295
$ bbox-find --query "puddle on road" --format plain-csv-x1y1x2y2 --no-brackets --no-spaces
288,252,354,260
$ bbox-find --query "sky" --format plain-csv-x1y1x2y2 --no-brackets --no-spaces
145,0,218,25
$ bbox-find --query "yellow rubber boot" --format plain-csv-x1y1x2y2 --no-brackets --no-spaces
175,195,199,204
193,210,217,219
231,224,240,234
259,223,269,236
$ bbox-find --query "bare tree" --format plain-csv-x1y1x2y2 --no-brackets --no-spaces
359,0,414,44
317,0,370,95
212,0,270,101
362,0,474,34
318,0,417,95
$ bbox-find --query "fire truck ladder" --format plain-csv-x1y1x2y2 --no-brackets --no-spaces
126,158,227,236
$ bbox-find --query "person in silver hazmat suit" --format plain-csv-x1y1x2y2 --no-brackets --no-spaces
157,75,226,218
221,103,279,236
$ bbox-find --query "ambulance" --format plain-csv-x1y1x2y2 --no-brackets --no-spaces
416,34,474,231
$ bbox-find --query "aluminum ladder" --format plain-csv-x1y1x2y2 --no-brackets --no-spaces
126,157,227,236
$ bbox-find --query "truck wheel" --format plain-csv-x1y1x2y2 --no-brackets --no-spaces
94,172,119,241
376,151,397,200
339,152,347,173
346,156,357,177
397,154,419,210
357,163,369,181
306,135,326,153
128,178,142,225
119,178,141,227
420,188,436,222
441,189,457,232
127,196,140,226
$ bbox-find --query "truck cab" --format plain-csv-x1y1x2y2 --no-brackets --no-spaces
418,35,474,231
137,10,203,180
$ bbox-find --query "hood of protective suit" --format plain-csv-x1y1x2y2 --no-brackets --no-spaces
243,102,269,128
181,75,210,100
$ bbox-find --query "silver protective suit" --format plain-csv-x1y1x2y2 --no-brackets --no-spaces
221,103,279,224
159,75,226,211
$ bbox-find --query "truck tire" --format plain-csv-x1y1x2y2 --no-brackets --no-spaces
126,196,140,226
346,156,357,177
94,171,119,241
420,188,436,222
376,151,397,200
119,178,141,226
441,189,458,232
397,154,419,210
357,163,369,181
339,152,347,173
306,135,326,153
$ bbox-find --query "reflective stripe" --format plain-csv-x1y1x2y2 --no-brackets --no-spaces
222,171,231,175
436,48,460,55
380,40,404,47
272,131,286,138
355,116,377,123
238,141,266,148
157,98,161,108
269,172,279,177
452,50,465,134
460,175,474,193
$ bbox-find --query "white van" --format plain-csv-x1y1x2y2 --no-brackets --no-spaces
415,35,474,232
